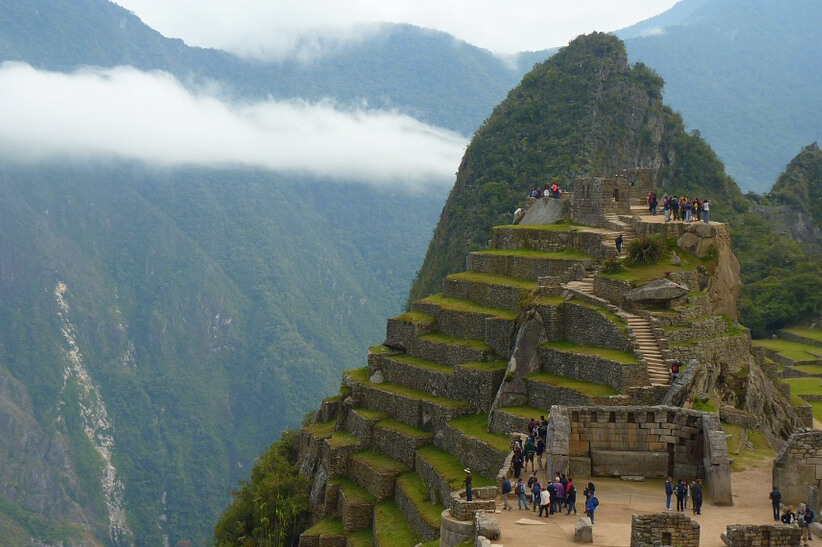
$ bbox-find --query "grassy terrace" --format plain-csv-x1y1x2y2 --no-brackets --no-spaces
782,377,822,396
495,222,588,232
394,311,436,324
722,423,774,472
599,257,697,285
448,413,511,453
418,294,516,320
497,406,550,420
350,450,409,475
783,327,822,344
304,420,336,439
446,271,537,290
752,338,822,361
541,340,638,364
389,353,455,374
418,332,493,352
457,360,508,372
793,364,822,376
811,401,822,424
375,419,433,441
326,431,361,449
374,500,418,546
303,516,345,536
416,445,495,489
352,407,388,421
369,345,396,356
670,326,748,348
347,528,375,547
536,298,627,331
473,248,591,260
396,472,443,529
346,367,472,409
330,477,377,506
526,372,619,397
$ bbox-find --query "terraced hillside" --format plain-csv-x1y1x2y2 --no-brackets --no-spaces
293,189,772,546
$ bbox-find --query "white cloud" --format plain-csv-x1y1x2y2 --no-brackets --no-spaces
0,62,466,190
639,26,666,37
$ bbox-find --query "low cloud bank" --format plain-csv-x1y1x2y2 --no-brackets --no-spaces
0,62,466,190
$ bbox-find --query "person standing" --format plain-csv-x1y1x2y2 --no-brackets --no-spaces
512,450,523,479
515,477,529,510
702,199,711,224
539,486,551,517
565,477,577,515
665,477,674,511
530,478,542,513
585,493,599,524
802,504,814,545
692,479,703,515
464,468,472,501
501,476,513,511
770,486,782,521
675,480,687,512
782,506,797,524
524,435,536,473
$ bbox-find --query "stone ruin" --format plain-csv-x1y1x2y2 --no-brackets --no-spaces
773,429,822,513
631,512,700,547
721,524,802,547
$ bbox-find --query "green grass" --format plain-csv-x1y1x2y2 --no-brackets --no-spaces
810,401,822,424
396,473,443,529
722,423,775,472
536,296,566,306
326,431,360,449
322,394,340,404
447,271,537,290
369,345,395,355
693,398,717,413
390,354,455,375
497,406,550,419
415,446,496,490
457,360,508,372
448,413,511,452
352,408,388,421
418,294,515,320
418,332,492,351
783,327,822,344
541,340,638,364
567,301,627,331
347,527,375,547
373,500,419,546
671,328,749,348
473,248,591,260
526,372,619,397
303,420,336,439
395,311,436,324
303,516,345,536
330,477,377,506
350,450,410,475
598,255,696,284
346,366,471,408
752,338,822,361
783,377,822,396
791,393,812,408
792,364,822,376
419,541,440,547
375,419,433,440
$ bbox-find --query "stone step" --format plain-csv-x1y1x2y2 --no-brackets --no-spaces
467,249,593,281
406,332,497,366
443,271,536,312
299,516,347,546
345,407,389,447
349,450,410,501
329,478,376,533
373,419,434,469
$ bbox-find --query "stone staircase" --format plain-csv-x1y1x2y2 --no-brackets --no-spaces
602,212,636,257
624,313,670,386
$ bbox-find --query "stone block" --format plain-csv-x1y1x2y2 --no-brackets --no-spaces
475,513,500,540
574,517,593,543
591,450,668,478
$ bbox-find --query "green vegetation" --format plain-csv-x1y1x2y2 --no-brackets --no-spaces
415,446,495,491
448,414,511,452
497,406,550,419
348,527,375,547
751,339,822,361
373,501,419,546
693,398,717,413
722,423,775,472
446,271,537,290
215,431,310,546
600,257,625,274
526,373,619,397
541,340,638,364
390,354,455,375
810,402,822,424
396,473,443,529
599,254,696,284
792,364,822,376
350,451,410,475
395,312,436,324
352,408,389,421
457,360,508,372
375,419,433,441
626,235,666,266
418,333,493,352
333,478,377,506
326,432,361,449
418,295,515,320
782,378,822,396
783,327,822,344
303,420,337,440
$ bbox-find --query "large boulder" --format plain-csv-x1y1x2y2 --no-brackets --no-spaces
475,513,501,540
574,517,593,543
625,278,689,303
519,198,571,225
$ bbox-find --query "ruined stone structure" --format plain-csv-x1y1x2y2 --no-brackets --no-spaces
630,512,700,547
720,524,803,547
773,430,822,507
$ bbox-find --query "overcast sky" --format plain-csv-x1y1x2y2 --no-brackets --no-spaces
114,0,679,59
1,2,681,190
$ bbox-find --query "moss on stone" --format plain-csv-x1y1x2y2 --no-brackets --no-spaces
417,294,516,320
303,516,345,536
368,345,395,355
331,477,377,506
395,312,436,324
722,423,775,472
418,333,492,352
352,408,388,421
497,406,550,419
792,364,822,375
783,377,822,396
326,431,360,449
415,445,495,490
448,413,511,453
447,271,537,290
390,354,455,375
536,296,566,306
457,360,508,372
303,420,336,439
541,340,638,364
783,327,822,344
396,472,443,529
373,500,419,546
350,450,410,475
525,372,619,397
347,527,375,547
375,419,433,440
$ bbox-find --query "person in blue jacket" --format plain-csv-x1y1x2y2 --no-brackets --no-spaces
585,493,599,524
665,477,674,511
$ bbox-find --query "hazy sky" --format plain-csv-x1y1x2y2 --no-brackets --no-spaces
1,2,681,190
115,0,679,59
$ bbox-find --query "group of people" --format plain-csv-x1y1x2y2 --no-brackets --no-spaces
510,417,548,478
664,477,704,515
502,472,598,522
528,182,563,199
770,486,815,546
656,194,711,224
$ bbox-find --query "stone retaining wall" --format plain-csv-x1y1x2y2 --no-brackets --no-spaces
721,524,802,546
372,425,431,469
773,430,822,505
489,409,536,436
546,302,632,353
630,512,700,547
395,480,439,542
407,337,493,366
779,330,822,348
344,408,381,447
466,252,592,281
436,423,508,481
664,316,728,344
339,488,373,533
415,452,452,506
444,276,531,312
538,346,644,391
439,510,475,547
369,354,451,399
452,365,506,413
322,439,361,480
593,276,633,308
669,334,751,370
384,317,434,349
348,456,403,501
491,226,608,259
526,378,593,409
449,491,496,521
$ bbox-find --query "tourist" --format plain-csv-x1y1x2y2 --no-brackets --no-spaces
693,198,701,221
464,468,472,501
501,476,512,511
770,486,782,521
524,435,536,473
671,361,681,381
539,485,551,517
782,505,797,524
530,477,542,512
550,181,562,199
675,480,687,511
535,436,546,471
546,479,558,514
691,480,703,515
612,187,619,202
543,184,550,199
616,234,624,256
703,199,711,224
585,492,599,524
650,192,658,215
801,504,814,545
565,477,577,515
665,477,674,511
539,416,549,441
663,196,671,222
515,477,529,510
683,480,690,510
512,450,523,479
671,198,680,221
554,477,566,513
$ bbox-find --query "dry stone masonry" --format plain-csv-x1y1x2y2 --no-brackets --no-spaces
630,512,700,547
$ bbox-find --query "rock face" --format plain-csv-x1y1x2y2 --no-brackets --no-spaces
490,311,543,411
575,517,593,543
625,278,689,303
519,198,572,225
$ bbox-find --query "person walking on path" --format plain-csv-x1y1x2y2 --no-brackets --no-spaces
539,487,551,517
665,477,674,511
515,477,529,510
530,478,542,513
524,435,536,473
565,478,577,515
512,450,523,479
692,479,703,515
615,234,624,256
770,486,782,521
501,476,513,511
464,468,472,501
585,493,599,524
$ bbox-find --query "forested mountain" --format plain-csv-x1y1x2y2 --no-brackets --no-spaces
619,0,822,192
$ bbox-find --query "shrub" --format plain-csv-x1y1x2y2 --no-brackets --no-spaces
600,257,625,274
626,235,666,266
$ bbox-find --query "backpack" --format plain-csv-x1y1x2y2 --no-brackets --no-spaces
515,483,523,495
502,479,512,494
591,496,599,507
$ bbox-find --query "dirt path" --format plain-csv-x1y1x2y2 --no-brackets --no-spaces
492,461,788,546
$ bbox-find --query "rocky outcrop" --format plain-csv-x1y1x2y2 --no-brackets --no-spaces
625,278,689,303
489,311,543,411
